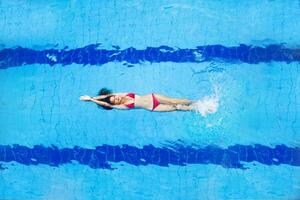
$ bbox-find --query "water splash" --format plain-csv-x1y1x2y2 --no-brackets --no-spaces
192,86,220,117
192,96,219,117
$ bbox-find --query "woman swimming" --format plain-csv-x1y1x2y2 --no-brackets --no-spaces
80,88,193,112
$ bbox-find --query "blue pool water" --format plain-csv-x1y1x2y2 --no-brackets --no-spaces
0,0,300,199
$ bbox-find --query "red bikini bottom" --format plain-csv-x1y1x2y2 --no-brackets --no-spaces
152,94,160,110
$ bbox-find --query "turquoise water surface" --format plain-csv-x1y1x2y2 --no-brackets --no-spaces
0,1,300,199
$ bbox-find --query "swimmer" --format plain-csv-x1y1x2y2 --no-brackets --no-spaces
80,88,193,112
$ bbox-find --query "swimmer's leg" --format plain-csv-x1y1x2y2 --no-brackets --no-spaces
153,93,192,105
175,104,193,111
152,104,177,112
152,104,192,112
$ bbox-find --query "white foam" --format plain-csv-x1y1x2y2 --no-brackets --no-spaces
191,86,220,117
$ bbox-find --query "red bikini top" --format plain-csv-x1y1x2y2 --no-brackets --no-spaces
125,93,135,109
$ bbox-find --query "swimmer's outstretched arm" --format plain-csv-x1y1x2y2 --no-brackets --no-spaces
90,98,110,107
80,95,111,106
92,95,107,100
80,95,128,110
93,93,128,100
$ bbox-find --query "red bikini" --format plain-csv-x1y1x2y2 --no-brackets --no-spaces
151,93,160,110
125,93,135,109
124,93,160,110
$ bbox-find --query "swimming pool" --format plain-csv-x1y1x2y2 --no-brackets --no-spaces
0,0,299,199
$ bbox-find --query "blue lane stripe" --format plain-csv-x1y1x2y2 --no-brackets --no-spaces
0,144,299,170
0,44,299,69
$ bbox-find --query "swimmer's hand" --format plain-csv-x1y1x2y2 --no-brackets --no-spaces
80,95,92,101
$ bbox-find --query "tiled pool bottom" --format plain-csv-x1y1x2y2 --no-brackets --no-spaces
1,0,300,199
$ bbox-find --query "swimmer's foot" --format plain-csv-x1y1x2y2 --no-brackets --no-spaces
189,100,197,105
175,104,193,111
